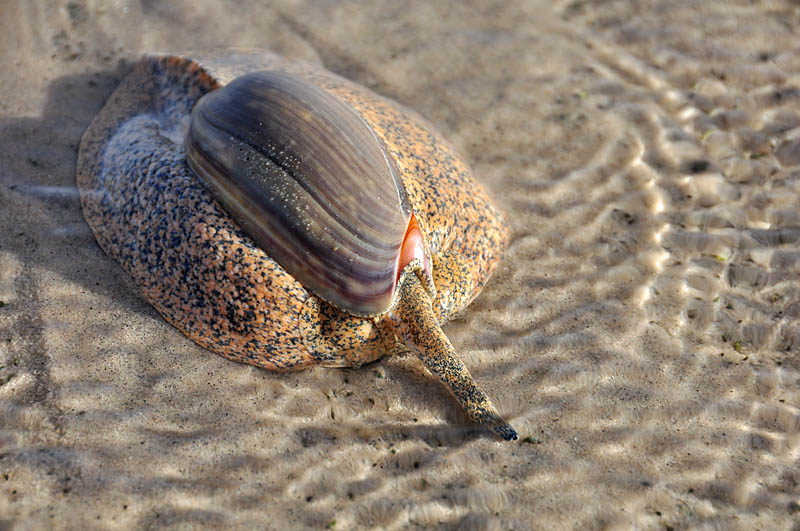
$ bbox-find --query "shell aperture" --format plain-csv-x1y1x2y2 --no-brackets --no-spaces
185,71,412,316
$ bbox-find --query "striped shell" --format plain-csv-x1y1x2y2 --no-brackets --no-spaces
185,71,416,316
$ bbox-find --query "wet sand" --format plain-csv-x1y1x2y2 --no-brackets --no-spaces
2,1,800,528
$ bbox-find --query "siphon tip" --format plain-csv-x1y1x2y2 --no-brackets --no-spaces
494,423,519,442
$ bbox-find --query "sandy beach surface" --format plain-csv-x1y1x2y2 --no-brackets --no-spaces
3,0,800,528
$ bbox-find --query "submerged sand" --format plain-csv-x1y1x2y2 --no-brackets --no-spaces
2,0,800,528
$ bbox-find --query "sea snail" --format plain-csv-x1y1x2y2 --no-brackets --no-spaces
77,50,516,440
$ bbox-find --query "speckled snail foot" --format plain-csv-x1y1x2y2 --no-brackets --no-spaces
77,50,517,441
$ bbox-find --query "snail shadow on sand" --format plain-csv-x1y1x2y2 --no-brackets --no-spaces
1,65,158,317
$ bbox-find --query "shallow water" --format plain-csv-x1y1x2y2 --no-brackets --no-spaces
2,0,800,528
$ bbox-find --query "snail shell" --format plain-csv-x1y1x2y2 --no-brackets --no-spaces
77,51,515,440
185,70,423,317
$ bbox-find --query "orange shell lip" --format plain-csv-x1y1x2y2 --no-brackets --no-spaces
396,213,431,283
